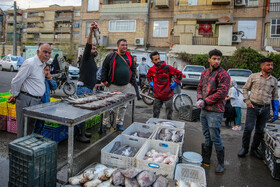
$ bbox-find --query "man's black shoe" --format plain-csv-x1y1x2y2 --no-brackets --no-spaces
238,148,248,157
250,149,262,160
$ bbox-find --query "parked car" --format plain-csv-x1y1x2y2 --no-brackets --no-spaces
181,65,205,87
0,55,19,72
68,65,79,79
227,69,252,86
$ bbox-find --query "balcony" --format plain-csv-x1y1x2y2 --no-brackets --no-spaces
193,36,218,45
26,17,43,22
155,0,169,8
101,3,148,16
55,27,72,33
212,0,231,5
7,16,23,23
40,38,55,43
25,34,34,38
55,16,73,22
269,3,280,12
265,38,280,48
26,27,41,33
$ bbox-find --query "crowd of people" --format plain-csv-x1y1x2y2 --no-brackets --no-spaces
7,21,279,177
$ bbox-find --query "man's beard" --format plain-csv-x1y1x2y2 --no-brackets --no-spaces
91,52,98,58
155,61,163,67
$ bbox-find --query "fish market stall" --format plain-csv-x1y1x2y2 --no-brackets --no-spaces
22,92,136,179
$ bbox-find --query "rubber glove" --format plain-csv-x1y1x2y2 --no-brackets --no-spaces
149,81,154,89
271,100,279,122
170,82,178,90
196,99,205,108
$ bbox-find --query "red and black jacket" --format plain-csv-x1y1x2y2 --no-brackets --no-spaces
101,51,136,86
197,67,230,113
147,61,182,101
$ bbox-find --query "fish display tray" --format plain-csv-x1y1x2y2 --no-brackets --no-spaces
260,141,280,180
178,105,201,122
264,124,280,157
122,122,158,140
146,118,185,129
41,124,69,143
8,134,57,187
151,127,185,157
136,140,179,179
7,116,17,134
174,164,207,186
0,114,7,131
101,135,146,169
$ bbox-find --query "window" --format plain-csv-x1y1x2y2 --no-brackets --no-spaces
86,22,91,37
24,13,27,19
75,21,79,28
248,0,258,6
109,20,136,32
87,0,99,11
153,21,169,37
271,19,280,37
75,10,80,17
188,0,197,6
74,32,79,39
238,21,257,39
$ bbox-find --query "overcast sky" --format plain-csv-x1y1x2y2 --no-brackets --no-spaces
0,0,81,11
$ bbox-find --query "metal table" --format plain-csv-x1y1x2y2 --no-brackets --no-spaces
23,94,135,179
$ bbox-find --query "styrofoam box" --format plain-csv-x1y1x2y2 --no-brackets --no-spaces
122,122,158,139
136,140,179,179
174,164,206,187
152,127,185,157
146,118,185,129
101,135,146,169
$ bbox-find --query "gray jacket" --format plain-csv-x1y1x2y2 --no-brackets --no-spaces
138,61,149,75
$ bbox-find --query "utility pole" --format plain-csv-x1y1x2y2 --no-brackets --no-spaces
13,1,17,56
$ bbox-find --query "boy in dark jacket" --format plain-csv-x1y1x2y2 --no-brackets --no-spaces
146,51,182,120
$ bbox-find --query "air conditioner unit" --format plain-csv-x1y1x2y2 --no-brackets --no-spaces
235,0,246,6
135,38,144,45
232,34,242,43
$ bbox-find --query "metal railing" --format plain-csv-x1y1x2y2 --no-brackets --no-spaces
265,38,280,48
269,3,280,12
193,36,218,45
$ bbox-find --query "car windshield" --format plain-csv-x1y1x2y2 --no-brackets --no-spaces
11,56,18,61
228,70,252,77
184,66,204,72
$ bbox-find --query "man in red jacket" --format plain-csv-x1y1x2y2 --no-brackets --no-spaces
146,51,182,120
196,49,230,175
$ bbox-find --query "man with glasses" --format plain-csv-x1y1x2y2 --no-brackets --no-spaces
8,43,52,138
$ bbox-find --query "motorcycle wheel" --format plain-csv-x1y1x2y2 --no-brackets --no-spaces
63,82,76,96
142,87,154,105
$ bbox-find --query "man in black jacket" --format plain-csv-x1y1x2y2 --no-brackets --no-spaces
75,21,98,143
100,38,136,131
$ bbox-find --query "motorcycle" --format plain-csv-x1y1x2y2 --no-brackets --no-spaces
52,66,76,96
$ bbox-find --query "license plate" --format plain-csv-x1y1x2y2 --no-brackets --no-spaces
189,75,199,79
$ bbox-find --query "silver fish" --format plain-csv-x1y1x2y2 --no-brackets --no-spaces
84,178,102,187
125,177,140,187
120,167,143,178
136,170,157,187
68,173,84,185
111,169,125,186
104,168,117,178
153,176,168,187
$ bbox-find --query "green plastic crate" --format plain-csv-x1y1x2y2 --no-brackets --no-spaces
85,114,101,129
44,121,60,128
0,92,10,96
0,97,8,103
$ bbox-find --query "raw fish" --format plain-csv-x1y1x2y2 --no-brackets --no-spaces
110,141,121,153
104,168,117,178
84,178,102,187
153,175,169,187
120,167,143,178
176,180,188,187
111,169,125,186
125,177,140,187
96,180,112,187
136,170,157,187
83,164,107,180
69,173,84,185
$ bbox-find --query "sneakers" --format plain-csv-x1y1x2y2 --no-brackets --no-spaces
232,126,242,131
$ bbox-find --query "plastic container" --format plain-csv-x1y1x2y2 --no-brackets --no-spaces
0,92,11,96
0,97,8,103
122,122,158,139
8,134,57,187
179,105,201,122
7,116,17,134
50,97,61,102
7,103,16,118
182,152,203,166
0,114,7,131
136,140,179,179
85,114,101,129
264,124,280,157
152,126,185,156
174,164,206,186
0,102,8,116
41,124,68,143
101,135,146,169
146,118,185,129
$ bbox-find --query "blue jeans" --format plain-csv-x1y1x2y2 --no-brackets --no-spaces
200,109,224,151
234,107,241,126
242,104,270,150
76,86,93,127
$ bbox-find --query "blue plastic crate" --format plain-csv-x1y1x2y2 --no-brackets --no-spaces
41,124,69,143
8,134,57,187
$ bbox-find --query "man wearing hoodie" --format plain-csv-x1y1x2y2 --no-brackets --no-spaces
146,51,182,120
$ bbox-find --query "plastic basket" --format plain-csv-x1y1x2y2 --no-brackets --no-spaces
0,97,8,103
85,114,101,129
264,124,280,157
179,105,201,122
50,97,61,102
122,122,158,139
174,164,206,186
0,102,8,116
0,114,7,131
151,126,185,156
8,134,57,187
146,118,185,129
44,121,60,128
101,135,146,169
7,116,17,134
7,103,16,118
136,140,179,179
0,92,11,96
41,124,68,143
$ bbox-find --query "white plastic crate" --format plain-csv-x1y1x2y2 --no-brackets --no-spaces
151,127,185,157
146,118,185,129
136,140,179,179
101,135,146,169
121,122,158,139
174,164,206,187
264,123,280,157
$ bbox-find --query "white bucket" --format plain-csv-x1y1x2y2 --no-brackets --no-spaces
182,152,203,166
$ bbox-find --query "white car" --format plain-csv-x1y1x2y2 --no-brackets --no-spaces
182,65,205,87
68,65,79,79
0,55,20,72
227,69,252,86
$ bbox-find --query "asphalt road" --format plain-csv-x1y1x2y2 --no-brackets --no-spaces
0,71,280,187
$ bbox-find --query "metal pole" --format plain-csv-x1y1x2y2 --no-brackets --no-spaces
13,1,17,56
